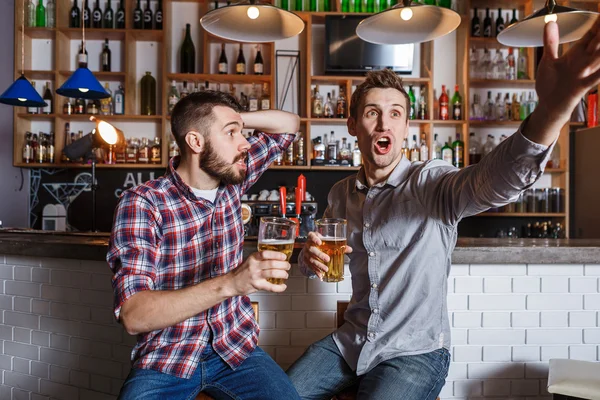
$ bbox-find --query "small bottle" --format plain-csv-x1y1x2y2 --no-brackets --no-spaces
336,87,347,119
126,138,139,163
28,0,36,27
75,98,86,114
312,85,323,118
42,82,52,114
101,39,111,72
323,93,334,118
150,137,161,164
352,140,362,167
133,0,143,29
468,132,481,164
155,0,163,30
451,133,464,168
409,135,419,162
36,0,46,27
451,85,462,120
143,0,153,30
47,133,55,163
236,44,246,75
419,133,429,162
418,85,427,120
100,83,113,115
180,81,189,99
22,132,33,164
431,133,442,160
295,135,305,166
46,0,55,28
167,80,180,115
248,84,258,112
254,45,264,75
114,85,125,115
439,84,449,120
441,137,453,164
259,83,270,110
63,99,73,115
78,41,88,68
138,137,150,163
92,0,102,28
218,43,228,74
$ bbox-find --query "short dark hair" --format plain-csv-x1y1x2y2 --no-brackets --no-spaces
170,90,243,157
350,69,410,121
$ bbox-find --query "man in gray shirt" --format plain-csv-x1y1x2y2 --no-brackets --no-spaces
287,19,600,400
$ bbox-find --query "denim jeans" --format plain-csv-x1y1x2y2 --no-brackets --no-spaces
119,345,301,400
287,335,450,400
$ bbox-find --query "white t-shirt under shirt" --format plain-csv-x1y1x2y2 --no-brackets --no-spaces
191,187,218,203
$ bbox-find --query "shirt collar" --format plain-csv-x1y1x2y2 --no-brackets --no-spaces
354,156,412,192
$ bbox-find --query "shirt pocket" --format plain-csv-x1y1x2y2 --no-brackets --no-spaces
378,200,426,249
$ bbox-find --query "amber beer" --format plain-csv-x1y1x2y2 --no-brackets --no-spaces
257,239,294,285
319,237,346,282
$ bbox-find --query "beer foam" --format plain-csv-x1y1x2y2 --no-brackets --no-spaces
258,239,295,245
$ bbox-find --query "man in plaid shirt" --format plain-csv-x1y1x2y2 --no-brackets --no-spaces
108,90,301,399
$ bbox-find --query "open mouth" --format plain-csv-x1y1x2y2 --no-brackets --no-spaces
374,136,392,155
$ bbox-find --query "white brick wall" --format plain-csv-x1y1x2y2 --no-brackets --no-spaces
1,255,597,400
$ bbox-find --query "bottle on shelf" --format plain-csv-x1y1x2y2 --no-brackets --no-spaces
441,137,453,164
504,93,511,120
313,137,325,162
482,134,495,157
468,132,481,164
495,8,505,36
169,136,179,159
352,140,361,167
507,48,516,80
27,0,36,28
408,85,415,120
451,85,461,121
36,133,46,163
27,82,38,114
155,0,163,30
101,39,111,72
218,43,228,74
114,85,124,114
484,91,495,120
78,40,88,68
143,0,153,30
517,48,529,79
312,85,323,118
151,137,161,164
87,98,100,114
83,0,91,28
410,135,419,162
495,93,505,121
470,93,483,121
483,7,492,37
180,24,196,73
431,133,441,160
439,84,449,120
140,71,156,115
511,93,520,121
451,133,464,168
248,84,258,112
92,0,102,28
469,47,478,79
295,135,305,166
133,0,143,29
324,92,334,118
31,133,39,163
47,133,55,164
42,82,52,114
254,45,263,75
126,138,138,163
46,0,55,28
510,8,518,24
417,85,427,120
75,98,86,114
336,87,347,119
167,80,180,116
471,8,481,37
115,0,125,29
103,0,113,28
69,0,81,28
236,44,246,75
401,137,409,159
100,83,112,115
22,132,33,164
493,50,506,80
180,81,189,99
36,0,46,27
519,91,527,120
327,131,337,162
260,83,270,110
138,137,150,163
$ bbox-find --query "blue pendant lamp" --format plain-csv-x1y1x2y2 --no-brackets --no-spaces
0,0,47,107
56,4,109,100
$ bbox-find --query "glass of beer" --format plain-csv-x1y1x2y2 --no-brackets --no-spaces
315,218,347,282
257,217,297,285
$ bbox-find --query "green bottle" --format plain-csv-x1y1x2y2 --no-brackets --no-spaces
353,0,360,13
438,0,451,8
341,0,349,12
379,0,388,11
36,0,46,27
441,138,453,165
140,71,156,116
310,0,318,11
281,0,290,11
295,0,304,11
451,133,464,168
324,0,330,11
408,85,415,120
366,0,374,12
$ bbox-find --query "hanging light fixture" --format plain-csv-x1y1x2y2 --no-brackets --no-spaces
200,0,304,43
56,3,109,99
497,0,599,47
0,0,47,107
356,0,461,45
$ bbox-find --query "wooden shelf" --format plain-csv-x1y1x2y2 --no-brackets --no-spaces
306,118,347,124
310,166,360,171
22,70,55,80
311,75,430,84
469,37,511,47
59,71,126,80
24,27,55,39
58,28,127,41
166,73,271,84
270,165,311,170
14,163,164,169
129,29,164,41
58,114,162,121
469,120,523,126
545,168,566,174
470,79,536,88
431,120,467,125
569,122,586,127
17,113,57,119
474,212,567,217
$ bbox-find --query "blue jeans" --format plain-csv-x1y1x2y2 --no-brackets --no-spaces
287,335,450,400
119,345,300,400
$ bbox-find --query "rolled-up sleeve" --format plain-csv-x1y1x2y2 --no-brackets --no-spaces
107,191,160,320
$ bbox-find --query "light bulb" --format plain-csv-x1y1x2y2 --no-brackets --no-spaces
78,88,90,93
247,6,260,20
18,98,26,102
98,120,118,145
400,7,413,21
544,14,557,23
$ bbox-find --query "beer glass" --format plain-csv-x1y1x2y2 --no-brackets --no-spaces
315,218,347,282
257,217,297,285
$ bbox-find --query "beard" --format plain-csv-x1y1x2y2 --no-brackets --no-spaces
199,138,248,185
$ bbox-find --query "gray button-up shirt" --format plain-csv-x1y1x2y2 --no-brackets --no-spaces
299,126,553,375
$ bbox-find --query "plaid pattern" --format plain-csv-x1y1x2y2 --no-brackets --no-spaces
107,132,295,378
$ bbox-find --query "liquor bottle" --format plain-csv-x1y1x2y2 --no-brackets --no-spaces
323,92,334,118
338,137,350,163
341,0,349,12
451,133,464,168
133,0,143,29
138,138,150,163
517,48,529,79
27,82,38,114
78,41,88,68
254,45,264,75
155,0,163,30
506,48,516,80
167,80,180,115
312,85,323,118
103,0,113,28
31,133,39,163
408,86,415,120
27,0,36,27
260,83,270,110
504,93,511,120
468,132,481,164
519,91,527,120
511,93,520,121
493,49,507,79
419,133,429,161
471,8,481,37
46,0,55,28
75,98,86,114
140,71,156,115
484,91,494,120
42,82,52,114
401,137,409,159
115,0,125,29
495,93,505,121
295,136,305,166
239,92,248,111
410,135,419,162
482,134,495,157
218,43,227,74
36,0,46,27
101,39,111,72
236,44,246,75
431,133,441,160
495,8,504,36
126,138,138,163
92,0,102,28
37,133,46,163
483,8,492,38
439,85,449,120
451,85,462,120
510,8,518,24
180,24,195,73
143,0,153,30
180,81,189,99
350,140,361,166
441,138,453,164
247,84,258,112
150,137,161,164
114,85,124,114
336,87,347,119
169,136,179,158
417,85,427,120
83,0,91,28
70,0,81,28
327,131,337,162
100,83,113,115
48,133,55,163
23,132,33,163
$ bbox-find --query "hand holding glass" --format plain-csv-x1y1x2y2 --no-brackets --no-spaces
257,217,297,285
315,218,347,282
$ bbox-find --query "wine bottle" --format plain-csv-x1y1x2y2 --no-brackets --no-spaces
180,24,196,73
103,0,114,29
236,44,246,75
254,45,263,75
101,39,111,72
483,7,492,37
36,0,46,27
495,8,505,36
78,41,88,68
92,0,102,28
471,8,481,37
133,0,143,29
143,0,153,30
83,0,91,28
46,0,55,28
218,43,228,74
155,0,163,30
70,0,81,28
42,82,52,114
140,72,156,115
510,8,518,24
115,0,125,29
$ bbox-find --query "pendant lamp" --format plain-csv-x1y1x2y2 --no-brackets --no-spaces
0,0,47,107
200,0,304,43
497,0,599,47
356,0,461,45
56,3,109,99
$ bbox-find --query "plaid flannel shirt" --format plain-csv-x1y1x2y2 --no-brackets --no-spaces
107,132,295,378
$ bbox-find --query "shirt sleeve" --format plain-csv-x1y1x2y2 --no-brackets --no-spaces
107,190,161,320
239,132,296,195
415,119,555,226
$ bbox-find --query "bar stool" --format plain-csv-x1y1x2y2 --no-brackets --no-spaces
547,359,600,399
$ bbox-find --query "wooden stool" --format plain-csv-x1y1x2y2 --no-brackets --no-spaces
547,359,600,400
195,302,259,400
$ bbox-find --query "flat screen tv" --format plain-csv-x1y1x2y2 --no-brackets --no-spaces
325,15,414,75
